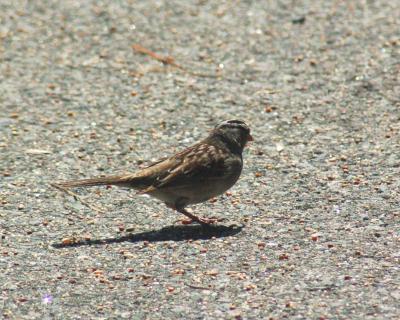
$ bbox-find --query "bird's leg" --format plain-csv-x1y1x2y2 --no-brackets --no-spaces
172,205,217,225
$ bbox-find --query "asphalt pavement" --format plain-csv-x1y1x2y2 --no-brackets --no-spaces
1,1,399,319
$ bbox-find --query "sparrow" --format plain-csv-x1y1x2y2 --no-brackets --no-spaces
52,120,253,225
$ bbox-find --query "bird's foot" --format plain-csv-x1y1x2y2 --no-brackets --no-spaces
178,216,221,225
174,205,223,226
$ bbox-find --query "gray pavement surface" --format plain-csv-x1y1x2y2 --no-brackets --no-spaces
1,0,399,319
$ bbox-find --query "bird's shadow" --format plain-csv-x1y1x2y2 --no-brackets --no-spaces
52,224,244,249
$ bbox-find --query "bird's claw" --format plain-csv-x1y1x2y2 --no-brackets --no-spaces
179,216,221,225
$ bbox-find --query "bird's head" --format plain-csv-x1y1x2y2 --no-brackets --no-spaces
211,120,253,153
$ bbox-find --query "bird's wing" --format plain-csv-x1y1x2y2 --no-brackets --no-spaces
138,143,226,193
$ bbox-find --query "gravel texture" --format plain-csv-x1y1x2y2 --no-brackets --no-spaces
1,1,399,319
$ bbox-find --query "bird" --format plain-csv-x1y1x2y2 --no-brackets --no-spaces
52,120,253,225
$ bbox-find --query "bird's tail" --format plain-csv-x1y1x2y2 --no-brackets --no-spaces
51,174,139,189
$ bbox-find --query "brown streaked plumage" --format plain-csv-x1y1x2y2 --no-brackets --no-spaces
52,120,253,225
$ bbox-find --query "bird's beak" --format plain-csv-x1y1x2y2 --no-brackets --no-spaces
247,134,254,142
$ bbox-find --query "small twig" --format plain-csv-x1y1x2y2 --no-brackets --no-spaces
50,183,106,214
254,88,281,95
132,44,177,66
132,44,220,79
186,283,212,290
